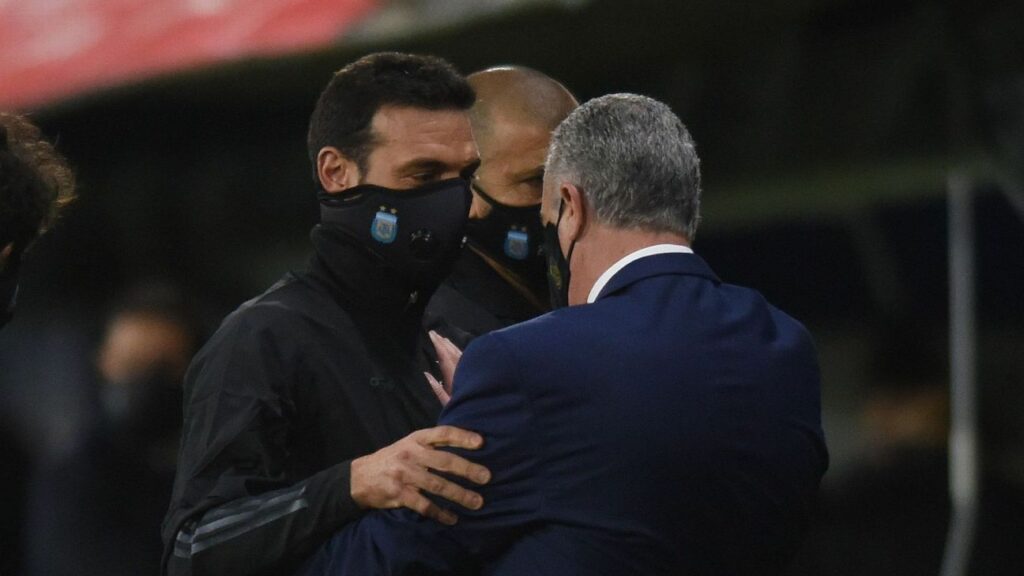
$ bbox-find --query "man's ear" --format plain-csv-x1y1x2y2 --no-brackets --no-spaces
560,182,586,242
316,147,360,194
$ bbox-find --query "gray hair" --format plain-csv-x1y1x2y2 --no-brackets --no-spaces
545,94,701,239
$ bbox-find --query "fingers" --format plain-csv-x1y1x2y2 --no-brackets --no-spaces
442,336,463,361
428,330,447,358
428,331,462,363
401,487,458,526
440,340,462,385
429,331,462,388
415,425,484,450
425,372,451,406
419,447,491,486
350,428,491,525
429,331,456,380
405,466,484,511
411,426,491,484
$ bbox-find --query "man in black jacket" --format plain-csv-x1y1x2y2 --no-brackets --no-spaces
425,67,577,345
161,53,491,576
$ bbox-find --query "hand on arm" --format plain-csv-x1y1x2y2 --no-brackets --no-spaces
301,333,535,576
350,425,490,525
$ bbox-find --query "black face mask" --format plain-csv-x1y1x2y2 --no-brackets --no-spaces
0,252,22,330
465,182,547,292
319,178,471,291
543,200,575,309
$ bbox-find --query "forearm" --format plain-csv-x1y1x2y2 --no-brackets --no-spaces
166,461,363,576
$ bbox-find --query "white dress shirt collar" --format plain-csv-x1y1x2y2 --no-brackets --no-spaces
586,244,694,304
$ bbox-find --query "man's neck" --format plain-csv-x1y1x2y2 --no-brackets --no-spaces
569,225,690,306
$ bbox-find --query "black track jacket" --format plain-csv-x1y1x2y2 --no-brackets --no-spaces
424,243,547,348
161,225,442,575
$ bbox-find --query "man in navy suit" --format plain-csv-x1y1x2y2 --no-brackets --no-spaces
300,93,829,575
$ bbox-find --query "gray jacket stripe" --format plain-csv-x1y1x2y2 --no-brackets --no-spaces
172,486,309,558
193,486,307,538
187,499,307,556
196,483,306,524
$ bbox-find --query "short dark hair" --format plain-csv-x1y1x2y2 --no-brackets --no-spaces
306,52,475,186
0,113,75,256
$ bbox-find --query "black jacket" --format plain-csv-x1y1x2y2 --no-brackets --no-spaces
424,243,547,348
161,225,442,576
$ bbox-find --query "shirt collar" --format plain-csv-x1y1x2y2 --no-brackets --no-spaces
586,244,694,304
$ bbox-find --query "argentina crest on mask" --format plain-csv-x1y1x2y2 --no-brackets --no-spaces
503,227,531,261
467,181,544,265
371,206,399,244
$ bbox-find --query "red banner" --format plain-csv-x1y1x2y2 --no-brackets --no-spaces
0,0,380,110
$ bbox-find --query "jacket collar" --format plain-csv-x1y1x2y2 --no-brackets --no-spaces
306,224,430,350
592,252,720,303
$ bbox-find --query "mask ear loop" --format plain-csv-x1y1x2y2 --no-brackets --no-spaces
472,181,542,212
471,181,501,208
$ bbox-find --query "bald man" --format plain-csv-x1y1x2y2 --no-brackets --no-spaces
424,67,577,345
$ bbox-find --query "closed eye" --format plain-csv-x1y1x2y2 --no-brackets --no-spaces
518,167,545,186
411,171,441,183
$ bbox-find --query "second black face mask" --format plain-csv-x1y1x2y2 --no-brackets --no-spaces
319,178,472,291
465,182,548,289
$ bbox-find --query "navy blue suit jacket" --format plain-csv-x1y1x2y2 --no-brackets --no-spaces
301,253,828,575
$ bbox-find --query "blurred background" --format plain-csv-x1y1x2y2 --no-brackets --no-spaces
0,0,1022,574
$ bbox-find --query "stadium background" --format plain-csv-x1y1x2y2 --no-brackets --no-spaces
1,0,1022,573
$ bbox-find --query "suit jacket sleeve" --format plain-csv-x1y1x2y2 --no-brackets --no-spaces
300,331,540,576
161,311,363,576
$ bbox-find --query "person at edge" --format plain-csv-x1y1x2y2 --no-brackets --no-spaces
0,112,76,331
160,53,492,576
0,112,76,576
424,66,578,347
26,283,201,576
299,94,829,575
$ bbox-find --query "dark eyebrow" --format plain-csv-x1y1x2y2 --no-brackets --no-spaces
398,158,448,174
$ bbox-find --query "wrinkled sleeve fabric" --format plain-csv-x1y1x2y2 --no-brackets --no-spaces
161,310,363,576
300,331,540,576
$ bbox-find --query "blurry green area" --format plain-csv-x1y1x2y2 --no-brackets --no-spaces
4,0,1023,474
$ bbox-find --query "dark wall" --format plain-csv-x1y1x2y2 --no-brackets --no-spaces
18,0,1021,320
3,0,1022,456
